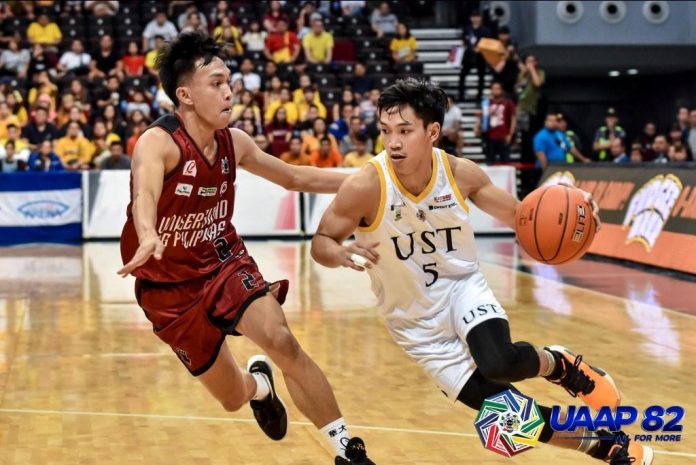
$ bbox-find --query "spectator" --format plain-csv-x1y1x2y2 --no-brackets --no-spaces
145,35,166,79
210,0,233,27
56,39,91,78
297,104,320,133
264,1,290,33
636,121,656,161
0,101,20,141
0,37,30,78
440,95,462,156
254,133,270,152
280,136,311,165
28,140,64,171
264,87,299,125
629,143,644,163
27,43,49,78
611,138,629,163
122,41,145,77
265,107,294,156
180,10,207,35
340,116,373,155
390,23,417,63
668,144,689,162
359,88,380,125
89,34,123,81
142,11,178,51
476,81,517,164
101,103,128,141
686,109,696,158
490,26,519,97
68,78,91,112
593,107,626,161
516,54,545,163
349,62,375,100
1,124,30,161
0,141,25,173
56,97,88,134
669,123,685,150
331,104,357,142
310,136,343,167
262,60,281,87
96,75,124,111
84,1,119,16
22,106,58,150
556,113,584,162
237,117,258,137
177,3,207,31
241,20,267,53
331,88,358,122
293,74,320,106
298,87,327,121
303,18,334,65
676,106,690,136
651,135,670,163
231,59,262,94
302,117,338,157
264,76,283,110
126,118,148,156
213,16,244,57
458,10,492,103
341,1,366,17
296,2,319,39
533,113,585,169
343,133,373,167
90,119,122,166
264,19,300,64
126,89,152,120
371,2,398,38
5,91,28,128
230,90,262,127
26,11,62,51
100,141,131,170
54,121,95,169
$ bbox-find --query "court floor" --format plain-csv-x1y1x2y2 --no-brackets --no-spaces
0,238,694,464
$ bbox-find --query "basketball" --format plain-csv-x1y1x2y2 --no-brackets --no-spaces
514,185,597,265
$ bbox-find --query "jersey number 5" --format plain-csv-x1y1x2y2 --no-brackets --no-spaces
423,263,439,287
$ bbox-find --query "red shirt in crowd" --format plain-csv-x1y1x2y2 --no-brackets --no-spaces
487,98,516,140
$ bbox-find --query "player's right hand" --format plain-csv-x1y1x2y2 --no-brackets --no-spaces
117,235,165,277
339,240,380,271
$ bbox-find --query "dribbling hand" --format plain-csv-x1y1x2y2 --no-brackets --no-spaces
339,240,380,271
117,235,165,277
560,183,602,232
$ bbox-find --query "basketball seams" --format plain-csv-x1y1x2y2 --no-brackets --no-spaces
547,186,570,262
565,211,596,263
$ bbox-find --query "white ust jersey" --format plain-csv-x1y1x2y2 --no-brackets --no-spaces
355,148,479,322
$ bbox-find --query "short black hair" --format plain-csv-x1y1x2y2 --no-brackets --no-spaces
320,136,331,144
377,78,448,128
110,140,122,149
156,31,226,107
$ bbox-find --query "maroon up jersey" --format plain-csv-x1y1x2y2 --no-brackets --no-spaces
120,114,239,283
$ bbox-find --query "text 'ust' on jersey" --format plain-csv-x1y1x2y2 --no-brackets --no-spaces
354,149,479,321
120,114,238,283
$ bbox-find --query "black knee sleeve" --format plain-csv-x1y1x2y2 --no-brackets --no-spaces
466,319,540,384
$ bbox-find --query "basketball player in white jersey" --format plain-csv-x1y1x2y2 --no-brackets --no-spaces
311,79,652,464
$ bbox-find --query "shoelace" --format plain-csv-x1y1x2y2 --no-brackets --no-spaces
608,435,636,465
559,354,595,397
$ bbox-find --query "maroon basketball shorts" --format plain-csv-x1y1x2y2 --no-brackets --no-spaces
135,253,288,376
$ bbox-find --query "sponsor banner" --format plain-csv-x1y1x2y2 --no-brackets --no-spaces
541,164,696,274
304,166,517,234
83,171,131,239
0,172,82,244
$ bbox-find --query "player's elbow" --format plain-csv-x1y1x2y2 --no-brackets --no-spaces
310,235,336,267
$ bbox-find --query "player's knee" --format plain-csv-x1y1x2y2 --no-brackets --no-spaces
476,346,519,383
267,327,301,366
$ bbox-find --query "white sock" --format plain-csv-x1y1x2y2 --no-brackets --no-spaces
540,348,557,377
578,429,600,454
251,372,271,401
320,417,350,458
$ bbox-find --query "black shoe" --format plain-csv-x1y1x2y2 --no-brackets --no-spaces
335,437,376,464
590,430,653,465
247,355,288,441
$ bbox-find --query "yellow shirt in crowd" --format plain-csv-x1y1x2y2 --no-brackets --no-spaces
264,101,299,125
390,36,418,60
302,31,334,62
0,115,20,140
343,151,374,168
54,136,96,166
27,22,63,45
297,100,327,121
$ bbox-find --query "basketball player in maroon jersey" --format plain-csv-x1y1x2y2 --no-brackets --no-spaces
118,32,374,465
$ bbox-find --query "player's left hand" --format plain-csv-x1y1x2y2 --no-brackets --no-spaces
117,235,165,277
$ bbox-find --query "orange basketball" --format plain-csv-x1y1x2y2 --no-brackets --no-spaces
514,184,597,265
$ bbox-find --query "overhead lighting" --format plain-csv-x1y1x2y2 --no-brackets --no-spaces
627,68,639,75
608,70,620,77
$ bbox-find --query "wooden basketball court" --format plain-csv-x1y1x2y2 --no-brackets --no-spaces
0,239,694,464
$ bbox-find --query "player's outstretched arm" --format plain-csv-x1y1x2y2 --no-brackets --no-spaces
232,128,347,193
117,129,169,277
450,155,519,229
311,167,381,271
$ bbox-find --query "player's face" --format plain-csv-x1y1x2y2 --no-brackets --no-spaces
184,57,233,130
379,105,439,175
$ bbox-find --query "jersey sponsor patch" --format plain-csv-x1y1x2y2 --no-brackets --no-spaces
183,160,197,177
198,186,217,196
175,183,193,197
221,157,230,174
434,194,452,203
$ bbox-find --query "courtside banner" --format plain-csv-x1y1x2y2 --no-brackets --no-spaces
0,172,82,244
541,163,696,275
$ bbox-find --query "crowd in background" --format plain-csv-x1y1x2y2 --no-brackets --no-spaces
0,0,422,173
